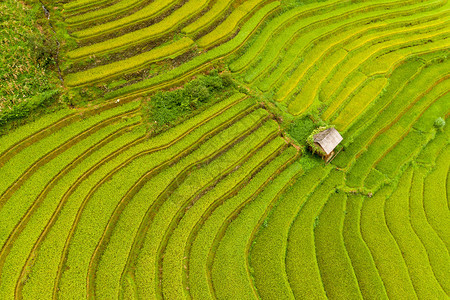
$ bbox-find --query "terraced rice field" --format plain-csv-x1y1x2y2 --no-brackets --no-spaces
1,0,449,298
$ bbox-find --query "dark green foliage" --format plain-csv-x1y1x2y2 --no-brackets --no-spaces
146,70,236,131
0,90,60,128
433,117,445,129
287,116,316,145
0,0,61,127
61,86,104,107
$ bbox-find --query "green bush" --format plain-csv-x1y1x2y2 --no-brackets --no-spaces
0,0,60,127
433,117,445,129
287,116,316,145
145,71,235,130
0,90,60,128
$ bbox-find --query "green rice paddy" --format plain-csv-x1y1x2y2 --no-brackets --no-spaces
0,0,448,298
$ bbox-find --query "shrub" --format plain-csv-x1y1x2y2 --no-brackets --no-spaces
0,0,63,133
288,116,316,145
0,90,60,128
433,117,445,129
145,71,236,131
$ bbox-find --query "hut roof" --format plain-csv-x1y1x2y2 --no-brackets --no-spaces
313,127,343,155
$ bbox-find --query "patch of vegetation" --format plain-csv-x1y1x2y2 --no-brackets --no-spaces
0,0,61,129
0,90,60,129
298,151,322,170
433,117,445,130
306,125,334,156
3,0,450,298
144,70,236,132
287,116,316,145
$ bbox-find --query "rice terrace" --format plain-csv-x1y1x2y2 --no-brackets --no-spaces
0,0,449,298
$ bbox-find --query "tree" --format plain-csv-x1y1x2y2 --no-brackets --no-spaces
434,117,445,130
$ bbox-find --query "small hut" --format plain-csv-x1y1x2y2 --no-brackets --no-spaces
307,127,343,162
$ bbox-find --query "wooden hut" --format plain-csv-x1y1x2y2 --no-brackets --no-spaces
308,127,343,162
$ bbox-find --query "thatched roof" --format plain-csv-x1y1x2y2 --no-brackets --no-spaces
313,127,342,155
